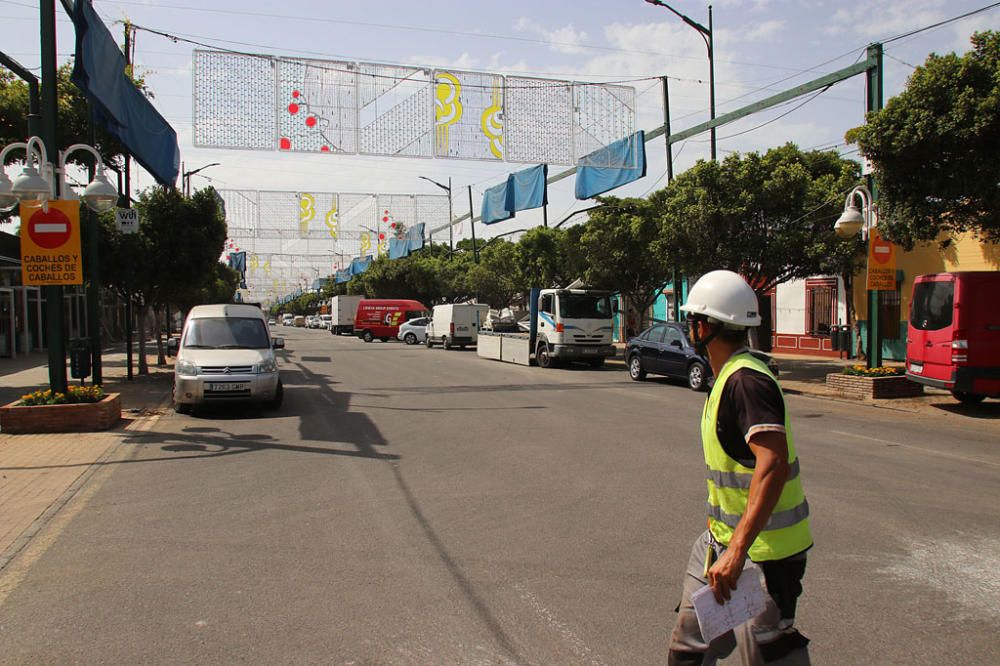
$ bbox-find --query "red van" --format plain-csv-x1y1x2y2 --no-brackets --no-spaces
906,272,1000,403
353,299,428,343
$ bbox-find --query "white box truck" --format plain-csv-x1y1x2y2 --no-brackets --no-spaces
425,304,490,349
329,295,364,335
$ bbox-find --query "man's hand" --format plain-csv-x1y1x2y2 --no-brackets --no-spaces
707,546,747,604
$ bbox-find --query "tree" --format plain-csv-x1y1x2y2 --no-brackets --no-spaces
175,263,241,312
515,227,575,289
100,187,228,373
847,31,1000,247
570,196,673,329
466,238,522,307
656,144,863,296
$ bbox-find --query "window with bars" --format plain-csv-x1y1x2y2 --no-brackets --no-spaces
806,282,836,337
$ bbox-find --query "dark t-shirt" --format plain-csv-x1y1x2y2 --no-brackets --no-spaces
715,366,786,467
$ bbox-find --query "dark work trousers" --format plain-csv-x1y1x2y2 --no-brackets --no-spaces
667,530,810,666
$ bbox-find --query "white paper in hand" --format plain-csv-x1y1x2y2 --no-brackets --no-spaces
691,565,769,643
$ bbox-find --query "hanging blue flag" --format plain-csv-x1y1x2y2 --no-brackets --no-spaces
575,131,646,200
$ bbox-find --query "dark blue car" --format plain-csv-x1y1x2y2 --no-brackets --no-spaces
625,322,778,391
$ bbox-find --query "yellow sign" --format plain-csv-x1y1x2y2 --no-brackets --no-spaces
866,228,896,291
19,200,83,286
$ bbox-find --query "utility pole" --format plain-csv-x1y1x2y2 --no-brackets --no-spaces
467,185,478,264
123,19,134,380
40,0,67,393
866,43,884,369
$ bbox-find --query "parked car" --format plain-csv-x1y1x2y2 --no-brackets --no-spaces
268,318,277,327
320,314,333,330
308,315,321,329
168,303,284,413
425,303,489,349
906,271,1000,403
293,315,306,327
397,317,430,345
625,322,779,391
281,315,294,326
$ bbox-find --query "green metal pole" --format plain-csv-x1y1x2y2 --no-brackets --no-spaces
866,43,884,369
40,0,67,393
85,102,103,385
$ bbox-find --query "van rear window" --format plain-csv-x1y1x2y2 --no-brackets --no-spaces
910,281,954,331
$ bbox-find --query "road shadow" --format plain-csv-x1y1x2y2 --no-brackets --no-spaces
931,400,1000,419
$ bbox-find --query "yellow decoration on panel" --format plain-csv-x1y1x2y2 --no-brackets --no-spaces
325,205,338,239
299,192,316,236
435,72,463,154
481,82,503,159
360,232,372,254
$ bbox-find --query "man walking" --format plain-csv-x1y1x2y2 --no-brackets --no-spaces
668,270,812,666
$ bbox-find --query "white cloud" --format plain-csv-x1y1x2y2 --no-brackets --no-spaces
742,19,787,43
512,17,589,54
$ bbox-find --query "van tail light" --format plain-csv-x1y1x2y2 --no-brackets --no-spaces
555,322,565,333
951,329,969,364
450,322,455,336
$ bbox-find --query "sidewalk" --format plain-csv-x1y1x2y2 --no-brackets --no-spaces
0,346,172,573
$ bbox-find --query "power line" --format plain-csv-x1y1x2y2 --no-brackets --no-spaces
883,2,1000,44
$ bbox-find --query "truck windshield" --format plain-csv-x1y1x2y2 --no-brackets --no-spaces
910,281,954,331
184,317,270,349
560,294,612,319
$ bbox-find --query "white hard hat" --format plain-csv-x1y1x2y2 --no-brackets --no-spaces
680,270,761,328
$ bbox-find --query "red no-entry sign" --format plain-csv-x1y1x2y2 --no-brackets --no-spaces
27,206,72,249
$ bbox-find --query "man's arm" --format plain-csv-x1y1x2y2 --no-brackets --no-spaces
707,430,790,603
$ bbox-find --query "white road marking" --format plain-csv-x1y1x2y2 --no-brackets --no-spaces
830,430,1000,468
514,582,608,665
35,223,67,233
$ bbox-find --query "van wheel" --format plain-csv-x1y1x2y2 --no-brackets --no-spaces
536,342,555,369
443,336,452,350
404,333,417,345
268,380,284,410
952,390,986,404
688,361,708,391
425,337,434,348
174,402,192,415
361,330,374,343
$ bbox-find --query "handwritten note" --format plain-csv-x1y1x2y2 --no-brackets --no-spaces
691,565,769,643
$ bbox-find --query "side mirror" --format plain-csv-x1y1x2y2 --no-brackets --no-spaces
272,337,285,349
166,338,178,356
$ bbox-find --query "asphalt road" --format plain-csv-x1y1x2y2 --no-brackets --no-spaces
0,326,998,664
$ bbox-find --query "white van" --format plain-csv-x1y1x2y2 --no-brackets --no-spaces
168,304,284,413
426,304,489,349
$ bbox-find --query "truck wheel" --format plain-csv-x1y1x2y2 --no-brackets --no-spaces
952,390,986,404
443,336,452,350
404,332,417,345
588,357,605,369
536,342,555,369
361,330,374,343
628,355,646,381
687,361,708,391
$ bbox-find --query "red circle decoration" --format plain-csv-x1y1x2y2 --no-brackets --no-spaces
378,233,385,241
305,116,317,128
279,137,292,150
292,90,300,98
320,145,330,152
384,210,389,214
27,207,72,249
382,216,389,222
288,103,299,114
390,223,396,229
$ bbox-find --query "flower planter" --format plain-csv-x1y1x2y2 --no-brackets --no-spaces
0,393,121,434
825,373,924,400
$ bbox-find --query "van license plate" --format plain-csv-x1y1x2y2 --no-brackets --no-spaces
583,348,598,355
909,363,922,374
206,382,248,392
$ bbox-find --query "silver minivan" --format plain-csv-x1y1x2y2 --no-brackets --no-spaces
168,304,284,413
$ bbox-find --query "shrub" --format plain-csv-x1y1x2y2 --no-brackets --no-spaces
18,385,106,406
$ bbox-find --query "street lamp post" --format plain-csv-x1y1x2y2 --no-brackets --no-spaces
645,0,716,161
418,176,453,254
181,162,221,196
835,184,881,369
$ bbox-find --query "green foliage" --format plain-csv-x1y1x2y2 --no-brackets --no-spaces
100,187,228,309
842,364,904,377
467,239,522,307
18,385,106,406
656,143,863,293
175,263,242,311
515,227,574,289
572,196,672,319
847,31,1000,247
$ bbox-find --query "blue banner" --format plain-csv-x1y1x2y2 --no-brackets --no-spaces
505,164,547,212
481,181,515,225
575,131,646,200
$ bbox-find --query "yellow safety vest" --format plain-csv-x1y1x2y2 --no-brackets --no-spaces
701,352,812,561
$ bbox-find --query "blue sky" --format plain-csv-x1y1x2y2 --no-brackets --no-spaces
3,0,997,246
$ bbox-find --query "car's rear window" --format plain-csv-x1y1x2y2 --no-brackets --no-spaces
910,281,954,331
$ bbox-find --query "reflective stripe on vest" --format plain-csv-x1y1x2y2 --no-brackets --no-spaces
702,352,813,562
